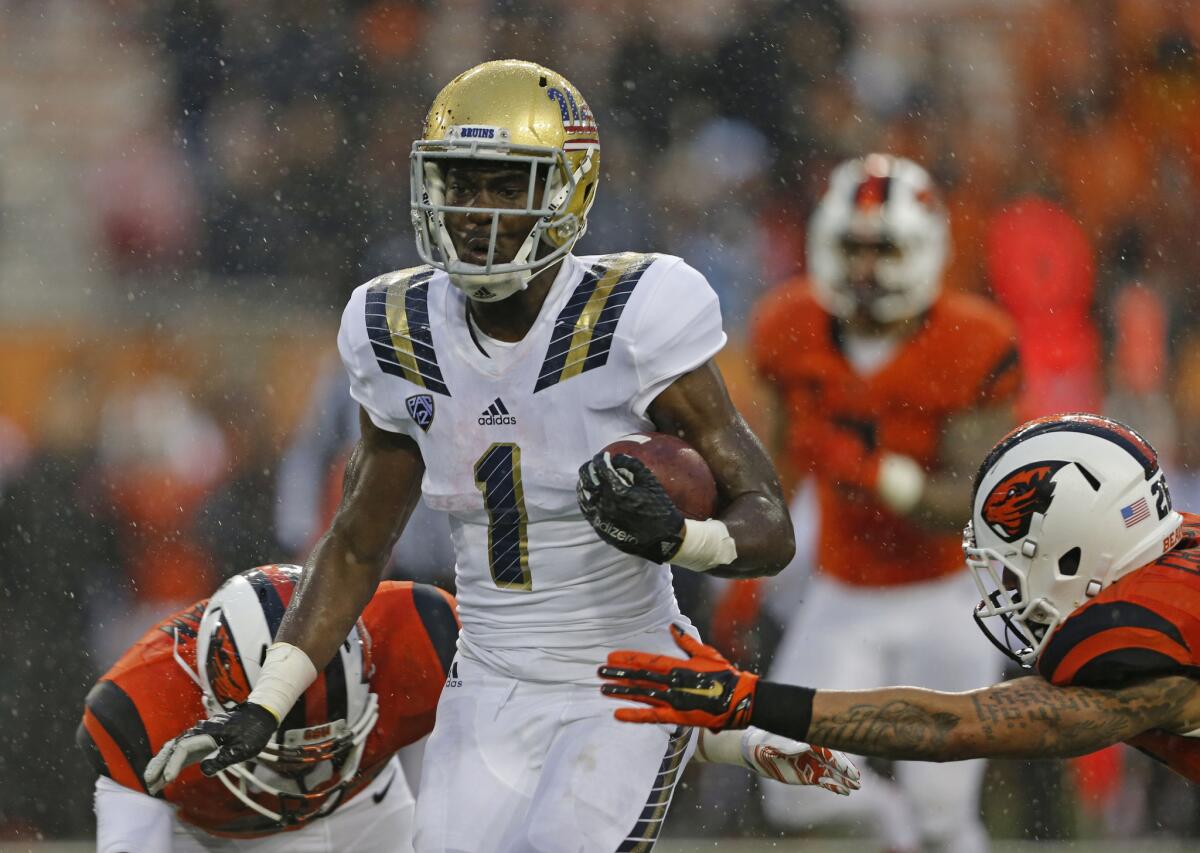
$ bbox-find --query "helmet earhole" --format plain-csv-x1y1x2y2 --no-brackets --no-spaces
1058,547,1082,577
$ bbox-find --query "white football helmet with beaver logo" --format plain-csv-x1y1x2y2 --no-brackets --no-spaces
185,565,379,826
965,414,1182,666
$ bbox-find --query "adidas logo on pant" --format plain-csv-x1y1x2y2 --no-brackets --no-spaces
478,397,517,426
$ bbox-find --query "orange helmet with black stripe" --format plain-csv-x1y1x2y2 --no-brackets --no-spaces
189,565,378,827
964,414,1182,667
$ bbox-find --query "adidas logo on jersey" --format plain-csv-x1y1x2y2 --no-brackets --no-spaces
478,398,517,426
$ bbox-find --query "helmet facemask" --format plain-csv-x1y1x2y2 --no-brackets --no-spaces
965,520,1063,667
210,692,379,826
411,130,594,302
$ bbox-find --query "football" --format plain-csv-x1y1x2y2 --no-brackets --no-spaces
602,432,718,520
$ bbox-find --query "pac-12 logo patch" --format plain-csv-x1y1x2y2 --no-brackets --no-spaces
982,460,1068,542
406,394,435,432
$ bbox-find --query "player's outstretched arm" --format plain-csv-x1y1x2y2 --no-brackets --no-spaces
647,361,794,578
145,410,424,792
274,409,425,672
600,626,1200,761
798,675,1199,761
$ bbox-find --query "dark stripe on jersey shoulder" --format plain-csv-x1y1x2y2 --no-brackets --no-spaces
1038,602,1188,682
76,720,111,779
1070,648,1195,689
582,257,654,371
533,265,601,392
978,345,1020,399
411,584,459,676
364,267,451,397
84,681,152,791
534,253,655,392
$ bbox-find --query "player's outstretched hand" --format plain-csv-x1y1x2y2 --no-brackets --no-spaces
144,702,278,794
599,624,759,729
576,451,684,563
739,728,861,796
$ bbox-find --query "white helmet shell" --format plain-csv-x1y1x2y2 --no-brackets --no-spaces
192,565,378,827
807,153,949,323
965,414,1182,667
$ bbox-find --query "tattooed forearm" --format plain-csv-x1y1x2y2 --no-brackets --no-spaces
964,676,1195,758
805,676,1197,762
807,700,961,761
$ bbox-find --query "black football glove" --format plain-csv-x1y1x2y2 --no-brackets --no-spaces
144,702,278,794
577,451,685,563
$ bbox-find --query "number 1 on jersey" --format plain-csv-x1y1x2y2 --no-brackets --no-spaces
474,443,532,590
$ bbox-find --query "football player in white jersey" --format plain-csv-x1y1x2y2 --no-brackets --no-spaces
144,60,831,852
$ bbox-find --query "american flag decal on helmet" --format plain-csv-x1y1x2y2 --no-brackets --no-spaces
1121,498,1150,527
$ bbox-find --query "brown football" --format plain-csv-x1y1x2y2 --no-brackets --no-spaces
602,432,718,520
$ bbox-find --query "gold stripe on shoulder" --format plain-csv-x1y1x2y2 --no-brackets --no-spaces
559,253,654,382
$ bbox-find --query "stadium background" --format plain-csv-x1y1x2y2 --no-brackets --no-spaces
2,0,1200,848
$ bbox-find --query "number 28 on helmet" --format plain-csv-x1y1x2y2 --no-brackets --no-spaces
965,414,1182,667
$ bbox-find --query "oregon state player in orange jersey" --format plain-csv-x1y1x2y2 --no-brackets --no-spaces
78,565,458,853
746,154,1020,853
602,414,1200,803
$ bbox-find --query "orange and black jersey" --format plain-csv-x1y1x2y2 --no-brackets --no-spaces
77,581,458,837
1038,512,1200,782
751,284,1020,586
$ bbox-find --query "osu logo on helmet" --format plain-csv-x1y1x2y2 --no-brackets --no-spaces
982,461,1068,542
205,613,252,708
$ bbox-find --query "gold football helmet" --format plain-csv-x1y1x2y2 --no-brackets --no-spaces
410,59,601,301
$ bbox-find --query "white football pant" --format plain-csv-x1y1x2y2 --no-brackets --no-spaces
94,755,413,853
414,647,697,853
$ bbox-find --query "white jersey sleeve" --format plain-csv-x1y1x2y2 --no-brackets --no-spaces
337,275,419,438
620,257,727,417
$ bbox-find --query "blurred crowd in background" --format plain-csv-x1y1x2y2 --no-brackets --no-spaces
3,0,1200,843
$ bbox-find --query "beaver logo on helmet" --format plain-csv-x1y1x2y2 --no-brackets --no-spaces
205,613,252,709
982,461,1068,542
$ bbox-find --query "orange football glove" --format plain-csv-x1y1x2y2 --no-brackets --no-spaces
600,624,759,730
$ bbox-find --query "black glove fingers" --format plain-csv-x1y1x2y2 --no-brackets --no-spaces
600,683,670,703
597,665,673,685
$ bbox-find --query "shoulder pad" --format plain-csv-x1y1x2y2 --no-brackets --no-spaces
1038,599,1192,688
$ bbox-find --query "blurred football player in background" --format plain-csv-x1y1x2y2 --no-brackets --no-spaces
141,59,850,853
81,565,458,853
746,154,1021,852
602,414,1200,796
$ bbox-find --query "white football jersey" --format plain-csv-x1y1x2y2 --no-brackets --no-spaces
337,252,726,681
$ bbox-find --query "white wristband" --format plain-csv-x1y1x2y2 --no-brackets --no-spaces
672,518,738,572
247,642,318,722
876,452,926,515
